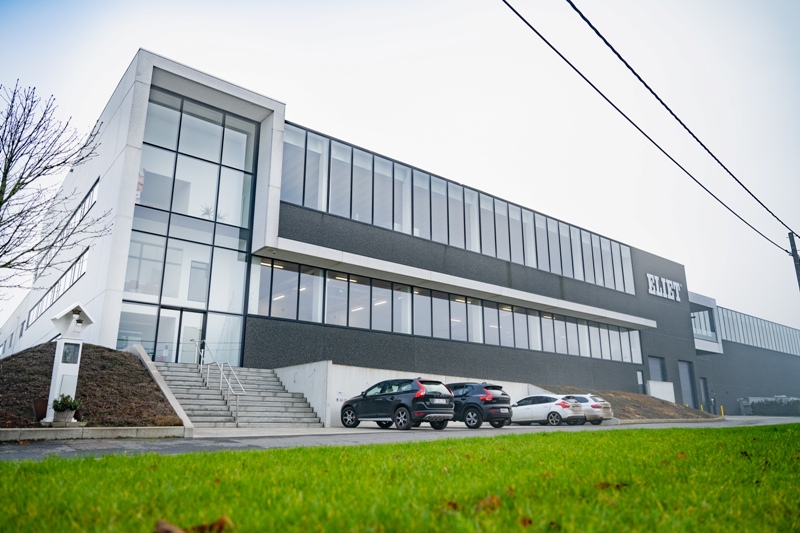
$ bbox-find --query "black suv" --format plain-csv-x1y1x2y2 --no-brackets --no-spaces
446,382,513,429
340,378,454,430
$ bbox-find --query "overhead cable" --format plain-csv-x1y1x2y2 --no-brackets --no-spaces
564,0,799,240
499,0,791,254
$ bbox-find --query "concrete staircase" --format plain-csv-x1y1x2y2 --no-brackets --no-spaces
154,362,322,428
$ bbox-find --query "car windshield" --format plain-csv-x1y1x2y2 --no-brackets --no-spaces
420,381,451,396
591,396,607,403
485,385,504,391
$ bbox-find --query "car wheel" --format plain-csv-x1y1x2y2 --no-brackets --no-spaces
341,406,360,428
430,420,448,430
412,422,422,427
489,420,506,429
394,406,412,430
377,421,392,429
590,419,603,426
464,407,483,429
547,412,562,426
577,418,587,425
566,419,576,426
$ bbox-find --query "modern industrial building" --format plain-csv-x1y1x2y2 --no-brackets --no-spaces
2,50,798,420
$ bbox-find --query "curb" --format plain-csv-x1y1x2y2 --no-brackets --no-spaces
0,426,186,442
618,416,725,425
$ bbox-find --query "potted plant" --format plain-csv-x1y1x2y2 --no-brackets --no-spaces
52,394,81,423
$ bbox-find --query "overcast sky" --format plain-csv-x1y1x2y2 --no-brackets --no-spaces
2,0,799,329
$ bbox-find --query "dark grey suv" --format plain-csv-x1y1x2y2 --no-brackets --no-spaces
446,382,513,429
340,378,454,430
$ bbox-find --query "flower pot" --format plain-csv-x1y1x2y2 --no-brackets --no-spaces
53,410,75,423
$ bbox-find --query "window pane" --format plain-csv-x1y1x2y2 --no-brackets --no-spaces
577,319,591,357
554,315,568,354
467,297,483,343
413,288,432,336
133,205,169,235
373,157,393,230
621,245,635,294
430,177,448,244
124,232,166,304
393,164,412,234
464,188,481,253
179,101,223,162
217,168,252,228
513,307,528,348
144,90,181,150
413,170,431,239
601,238,615,288
592,234,604,285
609,325,622,361
566,317,579,355
205,313,243,366
348,275,371,329
589,322,602,359
304,132,329,211
559,222,573,278
222,115,256,173
329,142,352,218
508,205,524,265
528,310,542,351
138,145,176,211
432,291,450,339
499,304,514,347
522,209,537,268
325,271,348,326
483,302,500,345
393,284,412,334
535,213,550,271
620,329,632,362
448,183,465,249
172,155,219,220
630,330,642,364
599,324,611,360
155,308,180,363
161,239,212,309
480,194,495,257
570,226,584,281
371,280,392,332
298,266,324,323
351,149,373,224
611,242,624,292
494,200,511,261
280,124,305,205
581,230,595,284
270,260,299,319
547,218,561,275
541,313,555,352
215,224,249,251
169,213,214,244
251,258,271,316
450,295,467,342
117,302,158,356
209,249,246,313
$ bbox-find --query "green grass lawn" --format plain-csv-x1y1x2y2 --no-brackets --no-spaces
2,425,799,532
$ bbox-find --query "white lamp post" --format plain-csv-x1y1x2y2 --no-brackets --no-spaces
43,303,95,423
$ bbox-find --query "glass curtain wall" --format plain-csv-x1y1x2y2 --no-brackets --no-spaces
118,87,257,365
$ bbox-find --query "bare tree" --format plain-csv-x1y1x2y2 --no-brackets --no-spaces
0,81,110,296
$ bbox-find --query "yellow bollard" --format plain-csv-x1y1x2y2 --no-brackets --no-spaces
700,404,704,412
720,406,725,417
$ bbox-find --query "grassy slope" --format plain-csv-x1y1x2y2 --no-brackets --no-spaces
0,344,181,427
1,425,799,532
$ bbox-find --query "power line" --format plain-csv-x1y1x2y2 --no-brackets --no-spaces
499,0,791,255
564,0,799,241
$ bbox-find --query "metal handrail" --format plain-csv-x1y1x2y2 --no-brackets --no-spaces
192,339,246,425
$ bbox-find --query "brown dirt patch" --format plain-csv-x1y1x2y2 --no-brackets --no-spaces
544,385,718,420
0,343,181,428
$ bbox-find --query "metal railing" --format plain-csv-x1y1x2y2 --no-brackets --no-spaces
192,339,246,425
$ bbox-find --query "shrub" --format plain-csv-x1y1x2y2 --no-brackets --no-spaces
750,399,800,416
52,394,81,412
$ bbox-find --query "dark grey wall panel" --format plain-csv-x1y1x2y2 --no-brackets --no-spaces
244,316,642,393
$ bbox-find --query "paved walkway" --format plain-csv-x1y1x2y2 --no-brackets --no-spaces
1,416,797,462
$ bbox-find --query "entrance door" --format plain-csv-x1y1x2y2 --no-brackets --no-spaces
155,309,205,363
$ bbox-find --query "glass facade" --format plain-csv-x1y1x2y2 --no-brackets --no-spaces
117,87,258,365
717,307,800,356
280,123,636,295
249,258,644,364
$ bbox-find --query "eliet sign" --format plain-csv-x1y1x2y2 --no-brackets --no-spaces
646,273,682,302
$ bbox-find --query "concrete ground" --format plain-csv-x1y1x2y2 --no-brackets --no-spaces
1,416,797,462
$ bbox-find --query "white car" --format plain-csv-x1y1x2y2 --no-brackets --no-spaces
561,394,614,425
510,395,585,426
